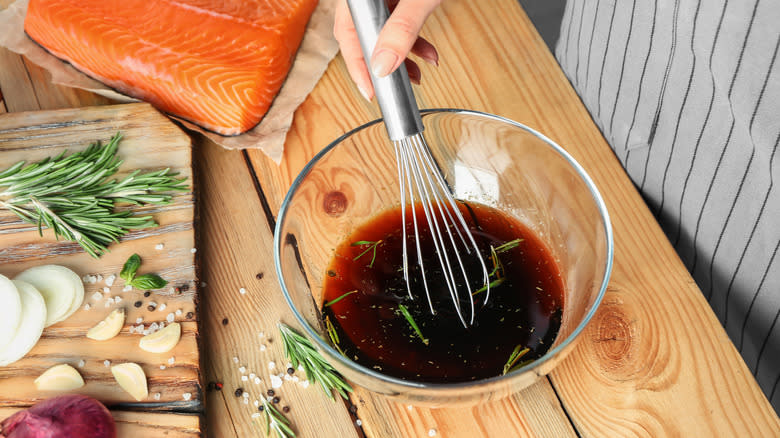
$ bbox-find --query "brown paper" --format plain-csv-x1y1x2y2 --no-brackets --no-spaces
0,0,339,163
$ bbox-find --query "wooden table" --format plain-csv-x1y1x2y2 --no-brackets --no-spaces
2,0,780,436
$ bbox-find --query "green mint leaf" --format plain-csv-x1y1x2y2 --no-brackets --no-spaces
129,273,168,290
120,254,141,282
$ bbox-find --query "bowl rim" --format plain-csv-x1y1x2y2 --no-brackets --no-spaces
274,108,614,390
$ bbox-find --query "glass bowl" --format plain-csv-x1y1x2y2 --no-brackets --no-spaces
274,109,613,406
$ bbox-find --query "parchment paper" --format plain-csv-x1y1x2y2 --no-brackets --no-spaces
0,0,339,163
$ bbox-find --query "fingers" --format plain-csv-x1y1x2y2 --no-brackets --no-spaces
410,36,438,67
334,0,374,100
405,59,421,85
371,0,442,78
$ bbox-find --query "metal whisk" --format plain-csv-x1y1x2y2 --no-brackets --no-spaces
347,0,490,327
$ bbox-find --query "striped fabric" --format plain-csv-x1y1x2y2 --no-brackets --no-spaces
556,0,780,412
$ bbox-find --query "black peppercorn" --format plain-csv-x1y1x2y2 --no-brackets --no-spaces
266,389,274,397
282,406,290,413
256,273,264,280
207,381,215,391
286,367,295,375
144,291,151,297
147,305,155,311
272,396,280,404
134,301,142,308
222,318,228,325
258,405,264,411
186,312,194,319
234,388,243,397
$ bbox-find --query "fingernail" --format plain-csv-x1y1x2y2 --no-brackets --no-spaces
422,55,438,67
371,50,399,78
358,84,372,102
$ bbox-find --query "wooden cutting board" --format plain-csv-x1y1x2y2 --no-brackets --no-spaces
0,103,201,435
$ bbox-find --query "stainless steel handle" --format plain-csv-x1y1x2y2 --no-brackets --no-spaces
346,0,423,141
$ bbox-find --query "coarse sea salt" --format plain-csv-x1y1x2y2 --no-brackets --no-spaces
153,393,161,400
114,296,122,304
136,317,144,324
259,344,267,352
254,377,262,385
103,287,110,294
241,376,248,382
77,360,85,368
158,303,167,312
103,360,111,367
155,243,164,250
166,313,175,323
168,357,175,365
268,361,275,370
175,309,182,316
123,285,132,292
239,366,247,374
270,375,283,389
428,429,437,436
84,303,91,311
191,248,197,253
91,292,103,301
182,393,191,401
233,357,239,363
160,365,166,370
105,275,116,286
239,287,247,295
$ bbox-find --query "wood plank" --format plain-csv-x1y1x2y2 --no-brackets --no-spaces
0,48,39,112
0,407,201,437
246,0,780,436
22,57,115,110
193,137,359,438
0,104,201,411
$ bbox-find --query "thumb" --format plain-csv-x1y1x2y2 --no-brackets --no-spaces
370,0,441,78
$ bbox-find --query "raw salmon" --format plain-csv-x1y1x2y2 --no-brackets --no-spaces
25,0,318,135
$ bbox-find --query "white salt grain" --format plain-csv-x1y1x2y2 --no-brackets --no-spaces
103,360,111,367
166,313,175,323
233,357,239,363
239,366,247,374
175,309,182,316
258,332,265,338
153,393,161,400
254,377,262,385
249,373,256,379
292,376,299,383
160,365,166,370
106,297,115,305
268,361,275,370
129,326,135,334
158,303,167,312
239,287,247,295
84,303,91,311
105,275,116,287
428,429,437,436
136,317,144,324
270,374,283,389
155,243,164,250
259,344,267,352
122,285,132,292
96,274,103,282
251,412,262,419
182,393,191,401
168,357,175,365
241,375,248,382
103,287,110,294
77,360,85,368
407,405,413,411
297,364,304,372
91,292,103,301
114,296,122,304
356,420,362,427
190,248,197,253
243,397,249,405
149,322,159,331
254,400,260,407
301,380,310,389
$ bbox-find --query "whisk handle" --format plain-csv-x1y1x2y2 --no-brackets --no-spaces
346,0,424,141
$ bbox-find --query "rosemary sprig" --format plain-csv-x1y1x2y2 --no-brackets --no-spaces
351,240,382,268
278,322,353,400
0,133,188,258
398,304,429,345
324,315,346,357
494,238,522,254
257,398,295,438
324,290,358,307
502,344,530,375
473,238,521,296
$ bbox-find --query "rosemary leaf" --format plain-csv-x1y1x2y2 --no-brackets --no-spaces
351,240,382,268
502,345,530,375
494,238,522,254
398,304,429,345
278,322,353,401
257,398,295,438
324,290,358,307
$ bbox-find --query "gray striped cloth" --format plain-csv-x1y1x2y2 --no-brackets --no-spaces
556,0,780,412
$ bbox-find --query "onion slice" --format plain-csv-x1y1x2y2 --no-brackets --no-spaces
0,280,46,366
15,265,84,327
0,274,22,352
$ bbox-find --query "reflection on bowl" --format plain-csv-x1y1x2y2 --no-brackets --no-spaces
274,109,613,406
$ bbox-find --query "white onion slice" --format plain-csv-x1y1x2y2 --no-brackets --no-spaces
0,274,22,352
15,265,84,327
0,280,46,366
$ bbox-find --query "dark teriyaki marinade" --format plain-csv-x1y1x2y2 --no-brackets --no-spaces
321,201,564,382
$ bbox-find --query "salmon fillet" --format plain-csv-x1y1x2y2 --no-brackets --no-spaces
25,0,318,135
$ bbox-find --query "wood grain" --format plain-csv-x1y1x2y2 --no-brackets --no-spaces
0,407,201,437
245,0,780,437
194,137,359,438
0,104,201,411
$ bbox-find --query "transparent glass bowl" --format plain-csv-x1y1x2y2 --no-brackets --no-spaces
274,109,613,406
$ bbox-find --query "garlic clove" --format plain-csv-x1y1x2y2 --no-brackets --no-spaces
34,364,85,391
111,363,148,401
139,322,181,353
87,308,125,341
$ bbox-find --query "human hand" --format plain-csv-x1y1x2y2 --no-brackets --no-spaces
333,0,441,101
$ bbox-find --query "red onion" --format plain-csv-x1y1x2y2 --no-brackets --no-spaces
0,395,116,438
